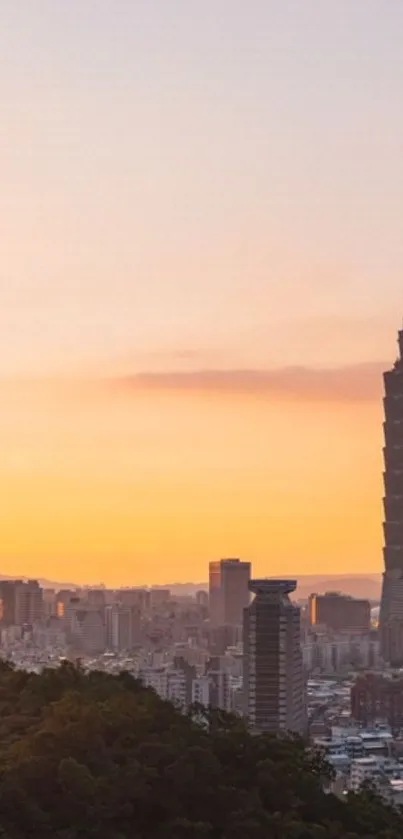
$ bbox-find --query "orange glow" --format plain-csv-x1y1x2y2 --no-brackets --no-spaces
310,596,317,625
0,377,384,586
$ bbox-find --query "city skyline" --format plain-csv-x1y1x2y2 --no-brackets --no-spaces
2,2,403,584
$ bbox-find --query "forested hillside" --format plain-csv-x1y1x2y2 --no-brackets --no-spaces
0,661,399,838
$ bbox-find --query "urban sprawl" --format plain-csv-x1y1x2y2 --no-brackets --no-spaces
2,328,403,805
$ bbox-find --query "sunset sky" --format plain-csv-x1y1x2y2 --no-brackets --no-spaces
1,1,403,585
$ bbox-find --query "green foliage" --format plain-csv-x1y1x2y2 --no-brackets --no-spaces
0,663,399,838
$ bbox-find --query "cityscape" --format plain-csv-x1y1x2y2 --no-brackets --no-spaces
2,329,403,805
3,2,403,836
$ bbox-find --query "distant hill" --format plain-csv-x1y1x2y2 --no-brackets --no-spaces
292,574,381,603
0,573,382,601
161,574,382,602
0,574,77,590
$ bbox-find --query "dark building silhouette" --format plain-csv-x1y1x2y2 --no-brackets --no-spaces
0,580,22,625
207,624,241,656
380,329,403,665
209,559,251,628
15,580,43,626
308,592,371,634
351,673,403,731
243,579,306,735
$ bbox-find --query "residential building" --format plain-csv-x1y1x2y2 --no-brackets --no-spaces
138,667,168,698
350,757,381,791
206,656,232,712
70,606,106,654
166,669,187,707
351,673,403,731
191,677,210,706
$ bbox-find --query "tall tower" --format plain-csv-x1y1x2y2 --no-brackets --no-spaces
209,558,251,628
243,579,306,735
380,329,403,665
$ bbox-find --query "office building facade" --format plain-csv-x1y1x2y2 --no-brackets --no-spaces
243,579,306,735
15,580,43,627
209,558,251,627
106,604,141,652
309,592,371,634
0,580,22,625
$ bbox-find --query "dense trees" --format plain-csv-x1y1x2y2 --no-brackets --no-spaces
0,661,400,837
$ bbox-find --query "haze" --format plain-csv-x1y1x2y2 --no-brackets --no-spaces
1,1,402,585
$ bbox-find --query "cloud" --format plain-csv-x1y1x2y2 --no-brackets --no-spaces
116,361,386,402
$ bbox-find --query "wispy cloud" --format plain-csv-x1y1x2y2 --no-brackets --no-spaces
116,362,386,402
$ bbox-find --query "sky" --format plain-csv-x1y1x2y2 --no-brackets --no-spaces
1,1,403,585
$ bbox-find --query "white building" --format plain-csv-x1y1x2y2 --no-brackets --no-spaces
138,667,168,699
138,666,188,708
166,669,187,707
192,677,210,706
350,757,380,790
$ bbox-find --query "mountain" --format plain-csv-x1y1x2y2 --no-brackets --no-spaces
292,574,381,602
161,574,382,602
0,573,382,601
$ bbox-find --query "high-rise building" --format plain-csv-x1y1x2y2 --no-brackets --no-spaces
107,604,141,651
0,580,22,625
243,579,306,735
15,580,43,627
42,589,57,619
70,606,106,654
308,592,371,634
56,589,80,619
191,658,232,712
380,329,403,665
351,673,403,731
118,588,150,612
206,656,232,712
173,656,197,706
209,559,251,627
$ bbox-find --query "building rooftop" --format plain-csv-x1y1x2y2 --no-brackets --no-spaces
249,579,296,595
351,757,378,766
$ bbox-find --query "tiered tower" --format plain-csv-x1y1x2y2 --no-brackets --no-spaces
380,329,403,665
243,579,306,735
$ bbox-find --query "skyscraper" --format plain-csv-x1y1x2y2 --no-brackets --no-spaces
209,558,251,628
107,604,141,651
243,579,306,735
380,329,403,666
0,580,22,625
15,580,43,627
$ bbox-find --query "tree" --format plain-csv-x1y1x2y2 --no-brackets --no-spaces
0,664,400,838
